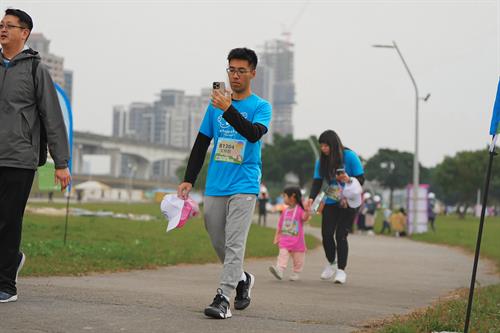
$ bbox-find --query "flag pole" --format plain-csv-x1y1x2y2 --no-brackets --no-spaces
63,190,70,245
54,83,73,246
463,134,497,333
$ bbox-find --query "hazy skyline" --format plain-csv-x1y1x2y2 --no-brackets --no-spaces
3,0,499,167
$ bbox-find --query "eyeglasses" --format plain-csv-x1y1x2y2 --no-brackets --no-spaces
0,24,27,31
226,67,253,76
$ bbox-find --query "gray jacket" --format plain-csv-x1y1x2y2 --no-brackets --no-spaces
0,48,69,170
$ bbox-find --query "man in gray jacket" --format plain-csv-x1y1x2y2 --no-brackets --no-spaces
0,9,71,303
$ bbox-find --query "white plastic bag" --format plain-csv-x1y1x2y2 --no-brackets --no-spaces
342,178,363,208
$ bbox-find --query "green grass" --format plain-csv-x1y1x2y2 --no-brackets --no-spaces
372,285,500,333
21,201,319,276
412,216,500,272
28,201,164,217
309,213,322,228
368,214,500,333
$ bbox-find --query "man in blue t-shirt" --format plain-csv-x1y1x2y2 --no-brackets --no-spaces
177,48,272,319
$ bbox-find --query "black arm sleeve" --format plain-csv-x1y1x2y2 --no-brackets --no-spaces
309,179,323,200
183,132,211,186
222,105,268,143
353,174,365,186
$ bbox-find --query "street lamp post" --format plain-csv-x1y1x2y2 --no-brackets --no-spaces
307,136,320,161
373,41,430,233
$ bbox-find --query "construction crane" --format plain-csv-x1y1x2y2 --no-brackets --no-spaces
281,0,311,43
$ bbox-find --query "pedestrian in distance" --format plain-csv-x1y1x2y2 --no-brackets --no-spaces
427,192,437,232
257,186,269,227
0,9,71,303
177,47,272,319
363,193,377,236
305,130,364,284
390,208,407,237
380,206,392,234
269,186,310,281
356,200,366,233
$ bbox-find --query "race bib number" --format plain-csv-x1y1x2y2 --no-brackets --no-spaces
214,138,246,164
281,217,299,236
325,184,342,201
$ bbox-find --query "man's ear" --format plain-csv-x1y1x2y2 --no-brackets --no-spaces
22,30,30,43
250,69,256,79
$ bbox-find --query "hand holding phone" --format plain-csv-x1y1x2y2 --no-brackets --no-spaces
211,82,231,111
212,81,226,93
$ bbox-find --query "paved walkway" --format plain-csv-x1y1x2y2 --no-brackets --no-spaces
2,214,498,333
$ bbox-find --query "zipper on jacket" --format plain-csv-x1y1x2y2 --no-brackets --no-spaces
0,66,7,100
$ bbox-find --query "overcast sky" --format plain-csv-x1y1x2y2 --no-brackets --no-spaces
3,0,499,167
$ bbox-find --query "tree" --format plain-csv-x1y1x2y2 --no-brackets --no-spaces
431,148,500,212
364,148,422,208
261,134,316,187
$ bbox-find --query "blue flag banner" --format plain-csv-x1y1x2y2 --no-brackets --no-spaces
489,79,500,135
54,83,73,189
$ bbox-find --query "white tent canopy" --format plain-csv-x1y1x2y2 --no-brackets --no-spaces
74,181,111,191
73,181,143,202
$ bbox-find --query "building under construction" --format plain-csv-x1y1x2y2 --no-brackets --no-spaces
253,39,296,143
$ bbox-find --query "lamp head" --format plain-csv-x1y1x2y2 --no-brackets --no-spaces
372,44,395,49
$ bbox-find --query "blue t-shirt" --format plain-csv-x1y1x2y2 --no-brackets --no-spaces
313,149,364,205
200,93,272,196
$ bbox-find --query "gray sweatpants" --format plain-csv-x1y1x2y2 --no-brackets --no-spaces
204,194,257,297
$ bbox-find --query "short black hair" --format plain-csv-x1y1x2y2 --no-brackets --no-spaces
5,9,33,31
227,48,258,69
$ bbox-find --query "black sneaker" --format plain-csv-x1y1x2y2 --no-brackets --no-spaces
16,252,26,283
234,272,254,310
204,288,232,319
0,291,17,303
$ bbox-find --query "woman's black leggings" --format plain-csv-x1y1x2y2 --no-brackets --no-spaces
321,204,357,270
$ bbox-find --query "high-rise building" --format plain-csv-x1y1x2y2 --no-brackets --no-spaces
158,90,188,148
128,102,154,142
63,70,73,104
28,33,65,86
254,39,296,141
112,106,127,137
112,88,207,180
27,33,49,54
28,33,73,103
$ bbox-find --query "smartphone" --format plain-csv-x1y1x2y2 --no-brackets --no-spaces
336,168,345,176
212,81,225,93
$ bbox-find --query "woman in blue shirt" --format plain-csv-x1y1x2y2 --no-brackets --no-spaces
307,130,364,284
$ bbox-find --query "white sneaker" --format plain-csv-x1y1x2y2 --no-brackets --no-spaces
334,269,347,284
320,262,337,280
289,272,300,281
269,265,283,280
